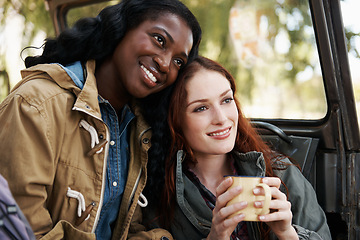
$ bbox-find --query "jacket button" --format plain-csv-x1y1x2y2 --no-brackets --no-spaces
99,134,104,139
161,237,169,240
142,138,150,144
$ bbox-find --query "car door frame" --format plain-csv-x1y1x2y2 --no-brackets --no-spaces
253,0,360,239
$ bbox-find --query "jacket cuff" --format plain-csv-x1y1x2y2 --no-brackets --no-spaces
293,224,324,240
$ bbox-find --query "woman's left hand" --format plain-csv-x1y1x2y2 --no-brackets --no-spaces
254,177,299,240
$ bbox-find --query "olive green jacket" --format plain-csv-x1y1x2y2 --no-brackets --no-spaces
139,150,331,240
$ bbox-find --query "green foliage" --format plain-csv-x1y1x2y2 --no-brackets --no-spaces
1,0,54,39
183,0,236,63
66,1,118,28
345,30,360,58
0,0,359,118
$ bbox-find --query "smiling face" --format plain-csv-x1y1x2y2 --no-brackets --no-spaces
112,13,193,99
181,68,239,158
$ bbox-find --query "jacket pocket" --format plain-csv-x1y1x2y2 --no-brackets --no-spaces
40,220,96,240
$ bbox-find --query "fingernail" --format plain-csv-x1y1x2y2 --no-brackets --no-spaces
240,201,247,207
254,201,261,207
262,178,268,184
236,213,245,220
253,188,260,194
259,216,265,221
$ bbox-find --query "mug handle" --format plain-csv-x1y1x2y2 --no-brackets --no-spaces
256,183,271,215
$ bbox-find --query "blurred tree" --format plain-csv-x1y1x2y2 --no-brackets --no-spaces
0,0,359,117
0,0,53,100
1,0,54,39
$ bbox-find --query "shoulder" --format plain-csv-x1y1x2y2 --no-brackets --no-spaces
3,64,76,110
272,156,303,181
130,100,151,134
272,156,317,201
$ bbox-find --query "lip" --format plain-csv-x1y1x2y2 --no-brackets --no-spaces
140,63,162,88
207,127,232,139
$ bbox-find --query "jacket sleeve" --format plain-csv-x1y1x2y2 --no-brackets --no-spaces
0,91,68,238
278,163,332,240
127,204,174,240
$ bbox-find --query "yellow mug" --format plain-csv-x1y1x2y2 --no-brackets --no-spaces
226,176,271,221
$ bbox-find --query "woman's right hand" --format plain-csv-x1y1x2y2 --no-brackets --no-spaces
206,177,247,240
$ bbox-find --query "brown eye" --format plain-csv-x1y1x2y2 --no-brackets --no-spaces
154,35,165,47
174,58,184,68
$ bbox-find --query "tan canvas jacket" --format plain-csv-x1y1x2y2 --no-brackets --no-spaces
0,60,167,239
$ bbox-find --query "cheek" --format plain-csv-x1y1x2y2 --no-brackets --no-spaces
182,115,203,140
230,105,239,124
166,68,179,87
232,112,239,125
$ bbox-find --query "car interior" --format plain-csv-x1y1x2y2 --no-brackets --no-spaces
44,0,360,239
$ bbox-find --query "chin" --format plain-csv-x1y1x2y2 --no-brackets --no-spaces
214,147,234,155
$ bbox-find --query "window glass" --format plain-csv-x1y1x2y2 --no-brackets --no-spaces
66,0,327,120
183,0,327,119
66,1,118,27
341,0,360,125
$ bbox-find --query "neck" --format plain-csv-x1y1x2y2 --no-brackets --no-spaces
190,154,232,195
95,58,131,112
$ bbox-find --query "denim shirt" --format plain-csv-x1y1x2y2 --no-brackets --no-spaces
61,61,134,239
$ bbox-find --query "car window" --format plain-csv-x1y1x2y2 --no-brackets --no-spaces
66,1,118,27
66,0,332,121
182,0,327,120
341,0,360,126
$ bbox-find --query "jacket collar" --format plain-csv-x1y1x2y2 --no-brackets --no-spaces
20,60,102,120
176,150,266,177
174,150,267,236
130,99,152,148
231,151,267,177
71,60,102,120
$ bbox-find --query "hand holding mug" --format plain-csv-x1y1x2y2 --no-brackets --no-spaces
206,177,247,240
255,177,298,240
225,176,271,221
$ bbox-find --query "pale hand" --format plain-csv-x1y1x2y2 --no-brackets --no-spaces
255,177,299,240
206,177,247,240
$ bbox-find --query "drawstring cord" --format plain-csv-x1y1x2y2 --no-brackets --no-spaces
79,120,103,154
66,187,90,221
138,193,148,207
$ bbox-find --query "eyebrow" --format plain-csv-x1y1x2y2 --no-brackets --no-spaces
153,26,189,59
187,88,232,107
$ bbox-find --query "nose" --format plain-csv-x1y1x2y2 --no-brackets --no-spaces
212,106,227,125
154,54,171,74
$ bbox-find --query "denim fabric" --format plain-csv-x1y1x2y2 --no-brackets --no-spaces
62,61,135,239
59,61,84,86
95,99,134,239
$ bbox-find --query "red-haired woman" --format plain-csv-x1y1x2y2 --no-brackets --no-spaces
141,56,331,240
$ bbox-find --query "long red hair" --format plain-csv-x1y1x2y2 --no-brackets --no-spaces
160,56,277,235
